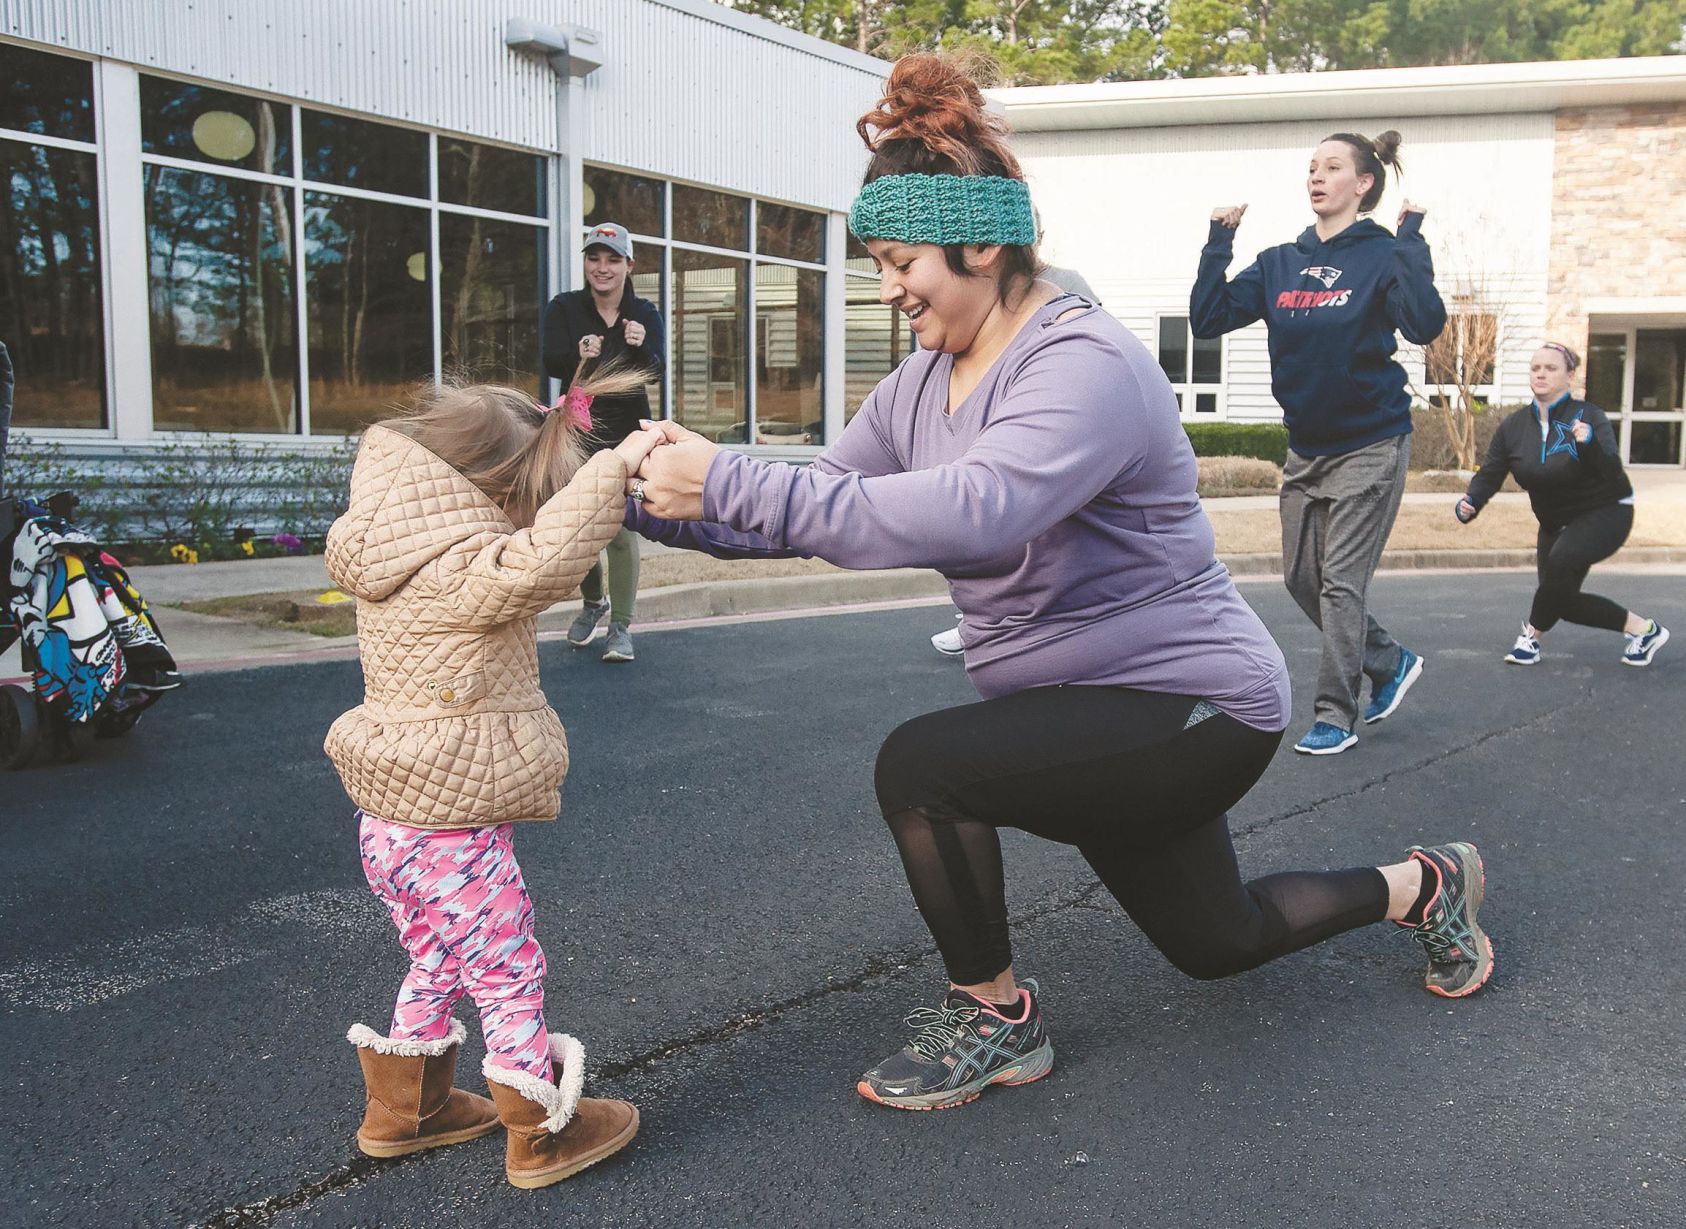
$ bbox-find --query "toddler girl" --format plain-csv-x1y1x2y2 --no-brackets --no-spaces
324,374,659,1188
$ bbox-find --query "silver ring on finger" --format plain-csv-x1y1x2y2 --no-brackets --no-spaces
628,478,647,502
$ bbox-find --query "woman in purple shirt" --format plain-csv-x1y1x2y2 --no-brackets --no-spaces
628,55,1494,1110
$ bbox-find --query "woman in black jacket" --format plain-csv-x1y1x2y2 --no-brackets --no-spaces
1456,342,1667,667
541,223,665,663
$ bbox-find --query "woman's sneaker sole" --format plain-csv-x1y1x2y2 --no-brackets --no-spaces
856,1041,1054,1111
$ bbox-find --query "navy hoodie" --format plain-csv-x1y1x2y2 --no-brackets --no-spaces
1190,214,1447,457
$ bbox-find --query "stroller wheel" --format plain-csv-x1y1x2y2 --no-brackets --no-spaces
0,684,43,770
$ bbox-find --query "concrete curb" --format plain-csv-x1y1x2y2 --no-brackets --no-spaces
12,548,1682,685
534,567,951,632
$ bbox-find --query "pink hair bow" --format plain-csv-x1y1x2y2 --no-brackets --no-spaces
541,387,594,431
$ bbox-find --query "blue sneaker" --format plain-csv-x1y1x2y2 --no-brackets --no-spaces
1363,647,1423,724
1293,721,1357,755
1504,623,1541,665
1621,620,1668,667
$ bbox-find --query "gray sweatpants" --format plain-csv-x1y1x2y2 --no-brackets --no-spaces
1279,434,1410,731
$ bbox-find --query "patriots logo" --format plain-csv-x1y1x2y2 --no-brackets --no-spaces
1545,420,1581,460
1300,266,1343,288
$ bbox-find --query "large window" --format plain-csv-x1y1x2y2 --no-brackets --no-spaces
586,165,836,446
755,264,823,443
843,234,911,422
147,167,298,432
0,44,105,429
672,248,748,443
1157,314,1223,417
138,75,548,434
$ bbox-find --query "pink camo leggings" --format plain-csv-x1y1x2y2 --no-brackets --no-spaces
358,812,551,1080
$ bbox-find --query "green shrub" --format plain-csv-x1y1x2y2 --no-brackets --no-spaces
1183,422,1289,465
1408,403,1516,472
5,435,356,548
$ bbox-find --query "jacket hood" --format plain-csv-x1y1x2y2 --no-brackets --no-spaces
325,425,513,602
1294,218,1391,253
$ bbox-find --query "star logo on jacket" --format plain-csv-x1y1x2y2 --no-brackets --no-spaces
1545,421,1581,460
1299,266,1343,288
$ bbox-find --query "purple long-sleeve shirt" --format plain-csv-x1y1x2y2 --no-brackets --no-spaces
631,295,1290,732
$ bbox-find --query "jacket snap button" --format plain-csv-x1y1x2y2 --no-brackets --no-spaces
439,688,456,702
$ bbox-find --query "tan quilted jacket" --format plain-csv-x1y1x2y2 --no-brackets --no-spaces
323,425,628,828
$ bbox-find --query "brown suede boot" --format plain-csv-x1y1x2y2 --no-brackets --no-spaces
347,1019,501,1157
483,1033,638,1189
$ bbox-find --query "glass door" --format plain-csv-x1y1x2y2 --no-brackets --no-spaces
1585,327,1686,466
1629,329,1686,466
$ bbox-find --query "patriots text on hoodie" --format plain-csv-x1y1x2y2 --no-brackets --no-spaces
1190,214,1448,457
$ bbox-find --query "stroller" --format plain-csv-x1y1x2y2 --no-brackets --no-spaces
0,341,183,769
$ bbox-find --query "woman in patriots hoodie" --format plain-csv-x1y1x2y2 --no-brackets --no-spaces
1191,130,1447,756
1455,342,1667,668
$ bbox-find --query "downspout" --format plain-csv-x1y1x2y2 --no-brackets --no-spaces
504,18,604,401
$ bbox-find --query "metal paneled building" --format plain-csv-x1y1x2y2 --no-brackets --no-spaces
1,0,898,460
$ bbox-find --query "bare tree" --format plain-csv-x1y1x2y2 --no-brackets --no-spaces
1401,237,1512,473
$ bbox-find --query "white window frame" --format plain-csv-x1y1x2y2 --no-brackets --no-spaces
1154,312,1226,420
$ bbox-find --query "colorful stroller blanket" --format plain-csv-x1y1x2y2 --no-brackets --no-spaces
4,513,179,726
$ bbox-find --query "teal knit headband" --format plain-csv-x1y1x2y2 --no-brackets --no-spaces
848,173,1036,246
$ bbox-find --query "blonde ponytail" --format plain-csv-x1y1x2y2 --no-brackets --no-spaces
374,362,651,526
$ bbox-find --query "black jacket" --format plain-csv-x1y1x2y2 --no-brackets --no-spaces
540,286,665,453
1463,395,1632,531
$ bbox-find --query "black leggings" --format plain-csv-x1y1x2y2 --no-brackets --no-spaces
1530,503,1633,633
874,686,1388,985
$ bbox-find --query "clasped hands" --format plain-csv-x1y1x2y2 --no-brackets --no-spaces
608,420,717,521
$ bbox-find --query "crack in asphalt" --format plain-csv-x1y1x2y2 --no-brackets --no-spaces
196,685,1591,1226
193,877,1108,1227
1231,693,1582,841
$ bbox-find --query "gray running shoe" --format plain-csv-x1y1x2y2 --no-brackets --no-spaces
600,622,634,663
567,600,609,647
1399,842,1494,998
857,979,1053,1111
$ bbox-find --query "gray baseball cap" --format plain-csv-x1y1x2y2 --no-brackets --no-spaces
582,222,633,260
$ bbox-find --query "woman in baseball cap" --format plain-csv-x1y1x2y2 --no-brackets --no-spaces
541,222,665,663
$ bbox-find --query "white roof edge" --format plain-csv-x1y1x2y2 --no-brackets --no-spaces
648,0,889,77
991,56,1686,130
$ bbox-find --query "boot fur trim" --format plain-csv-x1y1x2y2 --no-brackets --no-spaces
346,1017,467,1056
482,1032,586,1134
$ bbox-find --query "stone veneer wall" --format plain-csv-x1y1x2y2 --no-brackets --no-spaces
1547,104,1686,364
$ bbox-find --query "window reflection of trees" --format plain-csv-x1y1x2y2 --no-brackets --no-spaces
147,167,297,433
440,215,543,396
305,193,431,433
440,137,544,217
141,77,290,175
0,43,95,141
0,139,105,428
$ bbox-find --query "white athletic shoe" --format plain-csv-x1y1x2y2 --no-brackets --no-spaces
1504,624,1541,666
931,626,964,657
